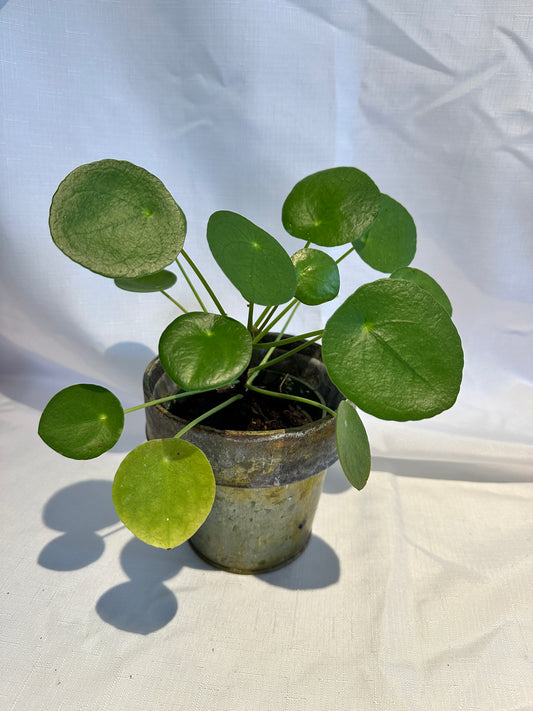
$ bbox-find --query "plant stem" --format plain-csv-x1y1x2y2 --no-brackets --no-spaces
248,335,322,374
247,302,255,332
245,382,336,418
253,304,277,332
336,245,355,264
161,290,188,313
173,393,243,439
253,330,323,349
176,258,207,312
181,249,227,316
123,389,205,414
253,298,298,343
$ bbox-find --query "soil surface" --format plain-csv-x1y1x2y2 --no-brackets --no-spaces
166,371,323,431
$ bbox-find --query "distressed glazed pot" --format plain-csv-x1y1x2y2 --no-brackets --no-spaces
143,336,343,574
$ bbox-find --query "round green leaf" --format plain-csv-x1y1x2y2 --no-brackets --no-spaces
281,167,381,247
390,267,452,316
114,269,177,293
159,312,252,391
112,438,216,549
207,211,296,306
49,159,187,278
38,384,124,459
353,193,416,273
291,248,340,305
336,400,371,491
322,279,463,421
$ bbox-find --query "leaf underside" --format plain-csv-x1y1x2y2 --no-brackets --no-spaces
114,269,177,293
336,400,371,490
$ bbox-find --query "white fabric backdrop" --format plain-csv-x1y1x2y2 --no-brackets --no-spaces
1,1,532,709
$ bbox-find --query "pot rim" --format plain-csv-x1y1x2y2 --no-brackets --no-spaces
145,355,336,440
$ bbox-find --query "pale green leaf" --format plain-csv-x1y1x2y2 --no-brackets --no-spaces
113,439,215,549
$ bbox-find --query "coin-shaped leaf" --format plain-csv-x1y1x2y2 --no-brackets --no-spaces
353,193,416,273
38,384,124,459
49,159,186,278
207,211,296,306
291,248,340,305
336,400,371,490
114,269,177,293
113,438,216,549
390,267,452,316
159,312,252,391
282,167,381,247
322,279,463,421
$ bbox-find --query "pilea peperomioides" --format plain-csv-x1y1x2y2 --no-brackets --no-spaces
39,159,463,549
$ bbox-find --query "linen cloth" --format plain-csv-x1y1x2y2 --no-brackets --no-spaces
1,1,532,709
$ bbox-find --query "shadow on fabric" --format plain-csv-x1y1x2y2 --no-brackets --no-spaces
257,535,340,590
38,480,120,571
95,538,211,635
38,479,341,634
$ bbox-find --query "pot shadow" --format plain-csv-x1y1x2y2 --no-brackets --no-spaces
38,480,120,571
322,462,351,495
38,481,340,633
257,535,340,590
372,455,532,482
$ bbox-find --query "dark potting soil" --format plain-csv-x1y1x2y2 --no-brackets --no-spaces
165,370,324,432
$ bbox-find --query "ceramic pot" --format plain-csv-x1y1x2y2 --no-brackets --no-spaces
143,336,343,574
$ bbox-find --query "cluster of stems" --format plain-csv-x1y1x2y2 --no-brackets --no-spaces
123,243,356,434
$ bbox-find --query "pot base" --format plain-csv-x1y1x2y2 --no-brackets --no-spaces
189,532,312,575
188,471,326,574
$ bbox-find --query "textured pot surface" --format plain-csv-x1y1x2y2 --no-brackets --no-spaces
143,337,343,573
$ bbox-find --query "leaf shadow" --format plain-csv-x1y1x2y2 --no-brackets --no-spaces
96,537,214,634
38,479,120,571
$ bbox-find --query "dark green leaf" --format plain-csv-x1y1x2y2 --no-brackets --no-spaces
390,267,452,316
38,384,124,459
49,159,186,278
336,400,371,490
207,211,296,306
282,167,381,247
322,279,463,421
291,248,340,305
353,194,416,273
159,312,252,391
114,269,177,293
113,439,216,549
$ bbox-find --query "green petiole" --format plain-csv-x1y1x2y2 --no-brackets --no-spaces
176,258,207,312
123,388,208,414
173,393,244,439
161,290,188,313
181,249,227,316
245,382,336,418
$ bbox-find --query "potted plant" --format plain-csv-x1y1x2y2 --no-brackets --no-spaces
38,159,463,573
